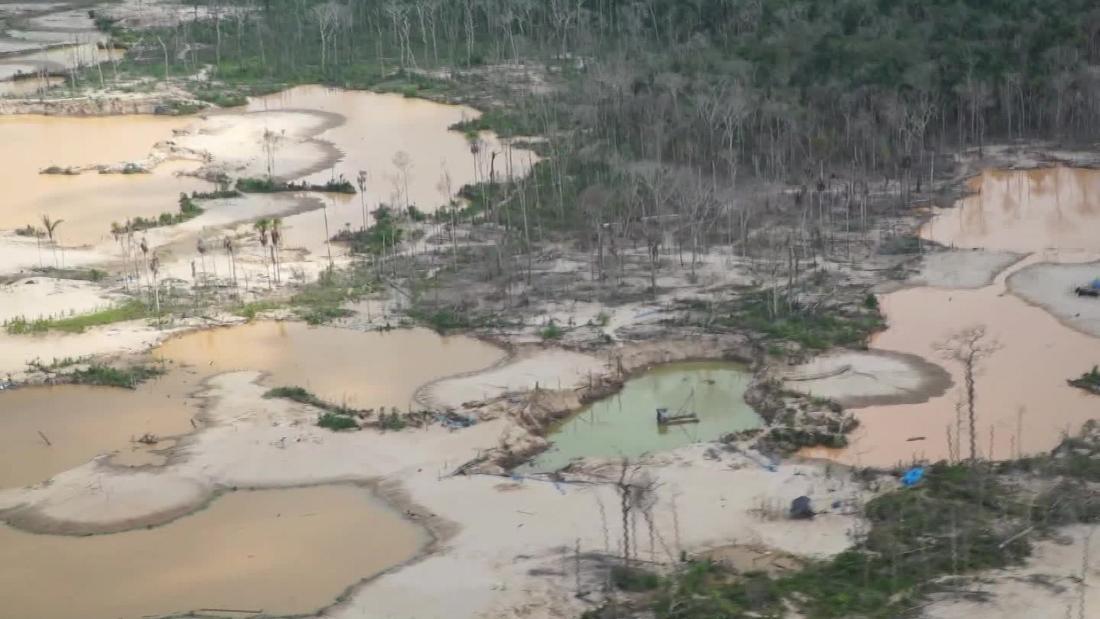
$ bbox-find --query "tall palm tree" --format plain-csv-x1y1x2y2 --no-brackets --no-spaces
109,221,123,247
40,214,63,267
223,236,237,289
357,170,369,231
124,220,138,288
149,253,161,317
196,237,208,285
269,218,282,284
321,199,334,269
139,236,150,286
109,221,128,291
254,218,271,287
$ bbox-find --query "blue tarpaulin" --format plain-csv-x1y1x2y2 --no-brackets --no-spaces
1090,278,1100,290
901,466,925,487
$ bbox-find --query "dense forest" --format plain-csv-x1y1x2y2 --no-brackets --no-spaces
119,0,1100,184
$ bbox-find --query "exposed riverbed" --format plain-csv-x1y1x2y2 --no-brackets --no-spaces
810,167,1100,466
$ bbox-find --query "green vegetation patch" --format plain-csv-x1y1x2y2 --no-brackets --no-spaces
317,412,360,431
265,386,363,431
235,299,286,321
66,363,165,389
539,321,563,340
718,291,885,350
288,264,379,325
406,304,517,334
331,206,404,255
29,267,107,282
1068,365,1100,395
604,461,1088,619
236,177,355,194
120,193,205,234
5,299,151,334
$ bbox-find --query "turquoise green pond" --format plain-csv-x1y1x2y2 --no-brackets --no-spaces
522,362,762,472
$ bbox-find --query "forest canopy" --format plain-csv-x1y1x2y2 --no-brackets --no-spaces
119,0,1100,180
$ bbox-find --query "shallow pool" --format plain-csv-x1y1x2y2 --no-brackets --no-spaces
523,362,761,471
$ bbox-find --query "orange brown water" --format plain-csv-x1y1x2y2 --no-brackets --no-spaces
812,168,1100,466
249,86,536,247
0,115,209,245
0,485,426,619
922,167,1100,252
0,369,201,488
155,322,506,410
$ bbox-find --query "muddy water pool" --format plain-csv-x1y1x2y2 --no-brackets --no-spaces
155,321,506,410
0,485,426,619
0,114,208,244
813,167,1100,466
523,362,761,472
0,368,201,488
249,86,536,250
922,166,1100,252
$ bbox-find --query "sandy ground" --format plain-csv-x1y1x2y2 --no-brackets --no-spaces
778,350,953,408
168,108,344,181
908,250,1023,289
0,276,122,323
0,319,174,380
0,370,869,618
0,232,110,276
422,347,610,408
923,525,1099,619
1008,259,1100,338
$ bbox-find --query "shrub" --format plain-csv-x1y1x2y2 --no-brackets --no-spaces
540,321,563,340
318,412,359,431
610,566,660,592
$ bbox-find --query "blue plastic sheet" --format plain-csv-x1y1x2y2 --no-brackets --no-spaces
901,466,925,487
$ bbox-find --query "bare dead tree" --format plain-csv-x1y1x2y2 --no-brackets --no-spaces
615,458,660,565
936,326,1001,464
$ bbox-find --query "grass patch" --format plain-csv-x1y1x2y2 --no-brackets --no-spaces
29,267,107,282
407,303,520,334
236,176,356,194
317,412,360,431
611,566,661,592
331,206,404,255
121,193,204,233
377,411,407,431
235,300,285,321
5,299,150,334
539,320,564,340
264,386,359,415
407,307,474,333
719,291,885,350
65,363,165,389
288,264,379,325
192,88,249,108
448,107,537,139
265,386,363,431
190,188,242,200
